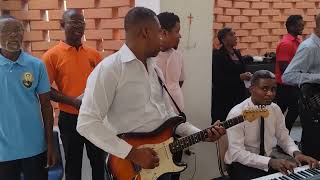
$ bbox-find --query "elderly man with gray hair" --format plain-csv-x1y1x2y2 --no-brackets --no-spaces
0,16,57,180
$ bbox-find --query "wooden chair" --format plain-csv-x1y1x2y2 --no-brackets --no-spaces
216,134,229,177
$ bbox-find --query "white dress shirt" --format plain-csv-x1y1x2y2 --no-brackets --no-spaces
224,98,299,171
155,49,185,113
77,44,200,159
282,33,320,86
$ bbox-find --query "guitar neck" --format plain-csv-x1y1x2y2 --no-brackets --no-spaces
169,115,244,153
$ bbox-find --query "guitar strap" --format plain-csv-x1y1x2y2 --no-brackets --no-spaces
154,68,186,119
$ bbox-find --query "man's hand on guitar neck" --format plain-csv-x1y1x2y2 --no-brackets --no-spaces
126,147,160,169
205,120,226,142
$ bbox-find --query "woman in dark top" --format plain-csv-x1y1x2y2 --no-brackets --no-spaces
211,27,252,124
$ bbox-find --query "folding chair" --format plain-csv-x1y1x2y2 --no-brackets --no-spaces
216,134,229,177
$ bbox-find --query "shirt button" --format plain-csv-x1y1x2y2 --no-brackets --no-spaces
9,70,12,72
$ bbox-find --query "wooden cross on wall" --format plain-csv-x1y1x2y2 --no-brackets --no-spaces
186,13,196,49
188,13,193,25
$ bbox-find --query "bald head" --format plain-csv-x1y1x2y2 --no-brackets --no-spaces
124,7,158,35
61,9,84,26
61,9,85,46
124,7,161,59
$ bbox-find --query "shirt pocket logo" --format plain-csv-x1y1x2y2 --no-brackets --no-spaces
22,72,33,88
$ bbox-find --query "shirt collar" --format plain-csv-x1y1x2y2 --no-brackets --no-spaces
311,33,320,48
0,50,26,66
58,40,85,51
285,34,300,42
247,97,271,109
248,97,255,106
119,44,138,63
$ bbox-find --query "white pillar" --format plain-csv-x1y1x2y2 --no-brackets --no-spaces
135,0,218,179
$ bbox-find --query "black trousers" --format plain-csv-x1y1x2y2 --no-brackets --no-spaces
228,162,276,180
275,84,300,132
59,111,106,180
0,152,47,180
299,98,320,160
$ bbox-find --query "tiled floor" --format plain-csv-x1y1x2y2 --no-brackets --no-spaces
57,125,302,180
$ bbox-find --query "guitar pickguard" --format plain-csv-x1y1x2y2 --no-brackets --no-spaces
138,138,187,180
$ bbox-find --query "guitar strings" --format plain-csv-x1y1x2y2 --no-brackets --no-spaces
309,95,320,102
309,95,320,107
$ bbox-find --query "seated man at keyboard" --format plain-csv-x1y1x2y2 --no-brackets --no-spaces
224,70,318,180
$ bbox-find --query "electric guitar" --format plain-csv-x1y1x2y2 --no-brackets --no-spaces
107,107,269,180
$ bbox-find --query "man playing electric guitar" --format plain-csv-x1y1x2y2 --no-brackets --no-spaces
76,7,225,180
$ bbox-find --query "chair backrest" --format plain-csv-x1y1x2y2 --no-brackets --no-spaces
216,134,229,176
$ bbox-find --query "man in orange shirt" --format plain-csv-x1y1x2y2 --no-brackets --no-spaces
43,9,105,180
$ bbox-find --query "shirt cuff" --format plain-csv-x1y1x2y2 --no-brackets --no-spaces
258,156,272,172
112,139,133,159
175,122,201,137
287,146,300,157
186,124,201,135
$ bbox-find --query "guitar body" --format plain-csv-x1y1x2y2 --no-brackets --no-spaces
107,108,269,180
108,116,187,180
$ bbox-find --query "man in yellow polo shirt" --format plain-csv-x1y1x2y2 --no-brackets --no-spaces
43,9,105,180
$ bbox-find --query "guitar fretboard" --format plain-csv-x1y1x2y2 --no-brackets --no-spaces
169,115,244,153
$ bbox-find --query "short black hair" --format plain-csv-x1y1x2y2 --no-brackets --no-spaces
217,27,232,44
251,70,275,86
285,15,303,31
62,9,83,21
157,12,180,31
124,7,157,32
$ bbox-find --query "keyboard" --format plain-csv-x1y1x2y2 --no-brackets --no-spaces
252,165,320,180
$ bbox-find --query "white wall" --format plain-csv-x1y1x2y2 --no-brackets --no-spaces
160,1,218,179
135,0,160,14
135,0,219,179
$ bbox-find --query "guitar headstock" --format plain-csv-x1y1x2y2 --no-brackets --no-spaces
242,106,269,122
